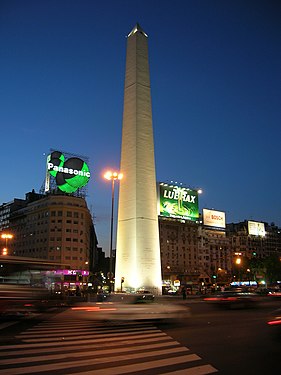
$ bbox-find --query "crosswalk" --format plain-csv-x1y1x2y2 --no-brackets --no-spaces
0,310,218,374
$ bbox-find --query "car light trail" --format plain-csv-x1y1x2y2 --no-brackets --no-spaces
71,306,117,311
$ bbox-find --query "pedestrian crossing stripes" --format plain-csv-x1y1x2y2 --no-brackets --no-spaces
0,321,18,331
0,310,218,374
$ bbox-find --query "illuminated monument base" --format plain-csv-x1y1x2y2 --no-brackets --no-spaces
116,219,162,295
115,24,162,295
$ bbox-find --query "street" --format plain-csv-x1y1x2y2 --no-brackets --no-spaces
0,298,280,374
161,297,281,374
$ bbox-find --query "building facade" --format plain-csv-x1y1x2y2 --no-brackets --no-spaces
159,217,281,290
1,192,281,291
226,221,281,259
160,218,232,288
0,191,97,272
0,198,26,230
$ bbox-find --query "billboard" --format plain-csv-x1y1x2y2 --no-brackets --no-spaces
158,183,199,221
45,151,90,194
248,221,266,237
203,209,226,229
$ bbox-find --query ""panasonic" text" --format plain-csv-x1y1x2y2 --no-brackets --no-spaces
48,163,90,178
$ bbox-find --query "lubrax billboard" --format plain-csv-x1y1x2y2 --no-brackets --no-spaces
158,183,199,221
46,151,90,193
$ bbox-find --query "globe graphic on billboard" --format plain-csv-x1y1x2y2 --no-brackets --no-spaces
47,151,90,193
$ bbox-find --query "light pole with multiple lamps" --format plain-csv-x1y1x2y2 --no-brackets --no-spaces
104,171,123,292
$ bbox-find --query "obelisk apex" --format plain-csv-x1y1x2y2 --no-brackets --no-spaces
115,24,162,295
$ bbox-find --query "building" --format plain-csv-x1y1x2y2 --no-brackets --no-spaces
160,217,232,289
198,226,232,284
1,191,280,291
0,191,98,272
0,198,26,230
226,220,281,259
159,215,281,290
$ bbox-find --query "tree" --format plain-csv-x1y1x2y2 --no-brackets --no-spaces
248,256,264,281
263,255,281,285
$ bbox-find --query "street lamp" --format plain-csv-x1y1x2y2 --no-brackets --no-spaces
104,171,123,292
235,255,242,281
235,258,241,265
1,233,13,255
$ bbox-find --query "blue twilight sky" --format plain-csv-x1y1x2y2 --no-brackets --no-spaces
0,0,280,255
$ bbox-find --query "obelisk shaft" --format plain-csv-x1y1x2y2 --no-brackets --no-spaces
115,24,162,295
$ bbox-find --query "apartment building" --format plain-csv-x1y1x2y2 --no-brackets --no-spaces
1,191,97,272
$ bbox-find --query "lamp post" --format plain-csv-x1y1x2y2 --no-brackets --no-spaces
235,254,242,282
104,171,123,292
1,233,13,256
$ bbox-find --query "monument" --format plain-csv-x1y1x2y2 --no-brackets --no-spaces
115,24,162,295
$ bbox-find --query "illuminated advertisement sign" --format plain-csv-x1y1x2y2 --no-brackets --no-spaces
158,183,199,221
53,269,89,276
47,151,90,193
248,221,266,237
203,209,226,229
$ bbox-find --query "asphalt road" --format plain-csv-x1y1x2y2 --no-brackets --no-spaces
0,297,280,374
159,297,281,375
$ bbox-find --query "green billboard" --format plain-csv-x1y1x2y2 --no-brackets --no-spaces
47,151,90,193
158,183,199,221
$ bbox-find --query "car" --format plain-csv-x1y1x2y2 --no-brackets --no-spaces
203,289,260,309
267,307,281,327
71,293,191,322
0,283,55,316
267,288,281,298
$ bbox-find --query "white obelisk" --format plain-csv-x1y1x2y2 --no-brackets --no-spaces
115,24,162,295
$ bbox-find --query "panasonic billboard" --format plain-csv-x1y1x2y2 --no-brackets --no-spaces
46,151,90,194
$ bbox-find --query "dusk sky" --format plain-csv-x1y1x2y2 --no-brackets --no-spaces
1,0,280,255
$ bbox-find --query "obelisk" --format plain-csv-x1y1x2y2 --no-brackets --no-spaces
115,24,162,295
